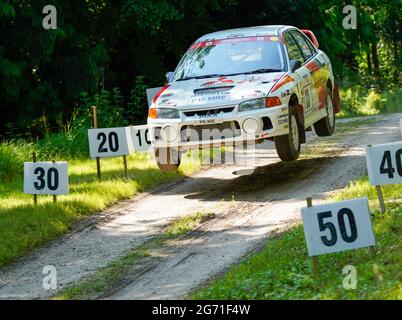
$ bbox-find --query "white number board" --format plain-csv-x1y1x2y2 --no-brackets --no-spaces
24,162,69,195
301,198,375,257
366,141,402,186
88,127,133,158
400,119,402,136
131,125,152,152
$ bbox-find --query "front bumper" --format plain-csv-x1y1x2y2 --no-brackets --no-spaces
148,104,289,150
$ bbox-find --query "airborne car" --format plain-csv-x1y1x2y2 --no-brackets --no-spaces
148,25,341,171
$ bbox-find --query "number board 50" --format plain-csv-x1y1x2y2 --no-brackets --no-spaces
24,162,69,195
88,127,133,158
366,141,402,186
301,198,375,256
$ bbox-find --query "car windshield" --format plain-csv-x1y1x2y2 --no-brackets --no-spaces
173,36,285,81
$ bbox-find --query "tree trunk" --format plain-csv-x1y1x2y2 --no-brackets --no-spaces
371,42,381,89
391,27,399,85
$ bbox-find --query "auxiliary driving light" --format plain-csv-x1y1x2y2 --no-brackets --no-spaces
161,125,178,143
242,117,260,135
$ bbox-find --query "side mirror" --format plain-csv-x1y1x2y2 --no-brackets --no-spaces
166,71,174,83
290,59,302,73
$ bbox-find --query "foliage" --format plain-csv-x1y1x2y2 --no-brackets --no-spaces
0,0,399,139
0,140,34,181
338,86,402,117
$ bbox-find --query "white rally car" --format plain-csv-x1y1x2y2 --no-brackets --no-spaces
148,25,341,171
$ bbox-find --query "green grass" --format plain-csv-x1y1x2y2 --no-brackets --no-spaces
191,176,402,300
337,87,402,118
0,140,203,267
54,211,216,300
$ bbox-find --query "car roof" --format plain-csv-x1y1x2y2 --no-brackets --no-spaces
196,25,295,42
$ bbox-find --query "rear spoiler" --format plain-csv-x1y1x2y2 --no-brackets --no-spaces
301,29,319,48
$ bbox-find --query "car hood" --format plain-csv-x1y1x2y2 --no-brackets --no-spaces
154,72,284,111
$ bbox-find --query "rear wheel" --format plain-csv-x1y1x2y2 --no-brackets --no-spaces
314,88,335,136
274,108,301,162
154,147,181,171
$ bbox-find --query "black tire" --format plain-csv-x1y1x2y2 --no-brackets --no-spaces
154,147,181,171
274,108,301,162
314,87,336,136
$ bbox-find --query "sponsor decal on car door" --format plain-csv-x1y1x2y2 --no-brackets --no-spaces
305,56,329,111
283,32,313,125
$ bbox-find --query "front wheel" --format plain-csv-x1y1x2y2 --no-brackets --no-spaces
274,108,301,162
314,88,336,136
154,147,181,171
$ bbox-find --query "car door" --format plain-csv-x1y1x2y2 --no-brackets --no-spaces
283,32,313,127
290,30,323,123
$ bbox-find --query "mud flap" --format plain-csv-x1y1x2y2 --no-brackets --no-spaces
295,104,306,144
333,83,341,113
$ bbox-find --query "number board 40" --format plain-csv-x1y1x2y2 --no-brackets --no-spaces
366,141,402,186
301,198,376,257
88,127,133,158
24,162,69,195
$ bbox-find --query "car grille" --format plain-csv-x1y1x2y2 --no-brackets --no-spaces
183,106,235,117
180,121,241,142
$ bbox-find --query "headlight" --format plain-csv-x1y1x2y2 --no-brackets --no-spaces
148,108,180,119
238,97,282,111
238,98,266,112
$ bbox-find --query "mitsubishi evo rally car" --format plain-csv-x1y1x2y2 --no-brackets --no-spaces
148,25,341,171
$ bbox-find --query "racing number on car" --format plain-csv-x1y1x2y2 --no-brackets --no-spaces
33,167,59,191
97,131,119,153
379,149,402,179
317,208,358,246
304,87,311,112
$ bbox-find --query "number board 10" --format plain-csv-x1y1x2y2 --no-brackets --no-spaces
366,141,402,186
301,198,376,257
24,162,69,195
88,127,134,159
131,125,152,152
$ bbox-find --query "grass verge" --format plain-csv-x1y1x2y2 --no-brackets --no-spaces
190,177,402,299
0,146,203,267
337,87,402,118
53,211,216,300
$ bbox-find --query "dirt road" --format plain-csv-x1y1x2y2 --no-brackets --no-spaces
0,114,401,299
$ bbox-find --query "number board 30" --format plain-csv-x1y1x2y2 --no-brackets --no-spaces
88,127,133,158
24,162,69,195
366,141,402,186
301,198,376,257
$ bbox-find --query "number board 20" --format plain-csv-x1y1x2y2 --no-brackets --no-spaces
88,127,133,158
301,198,376,257
24,162,69,195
